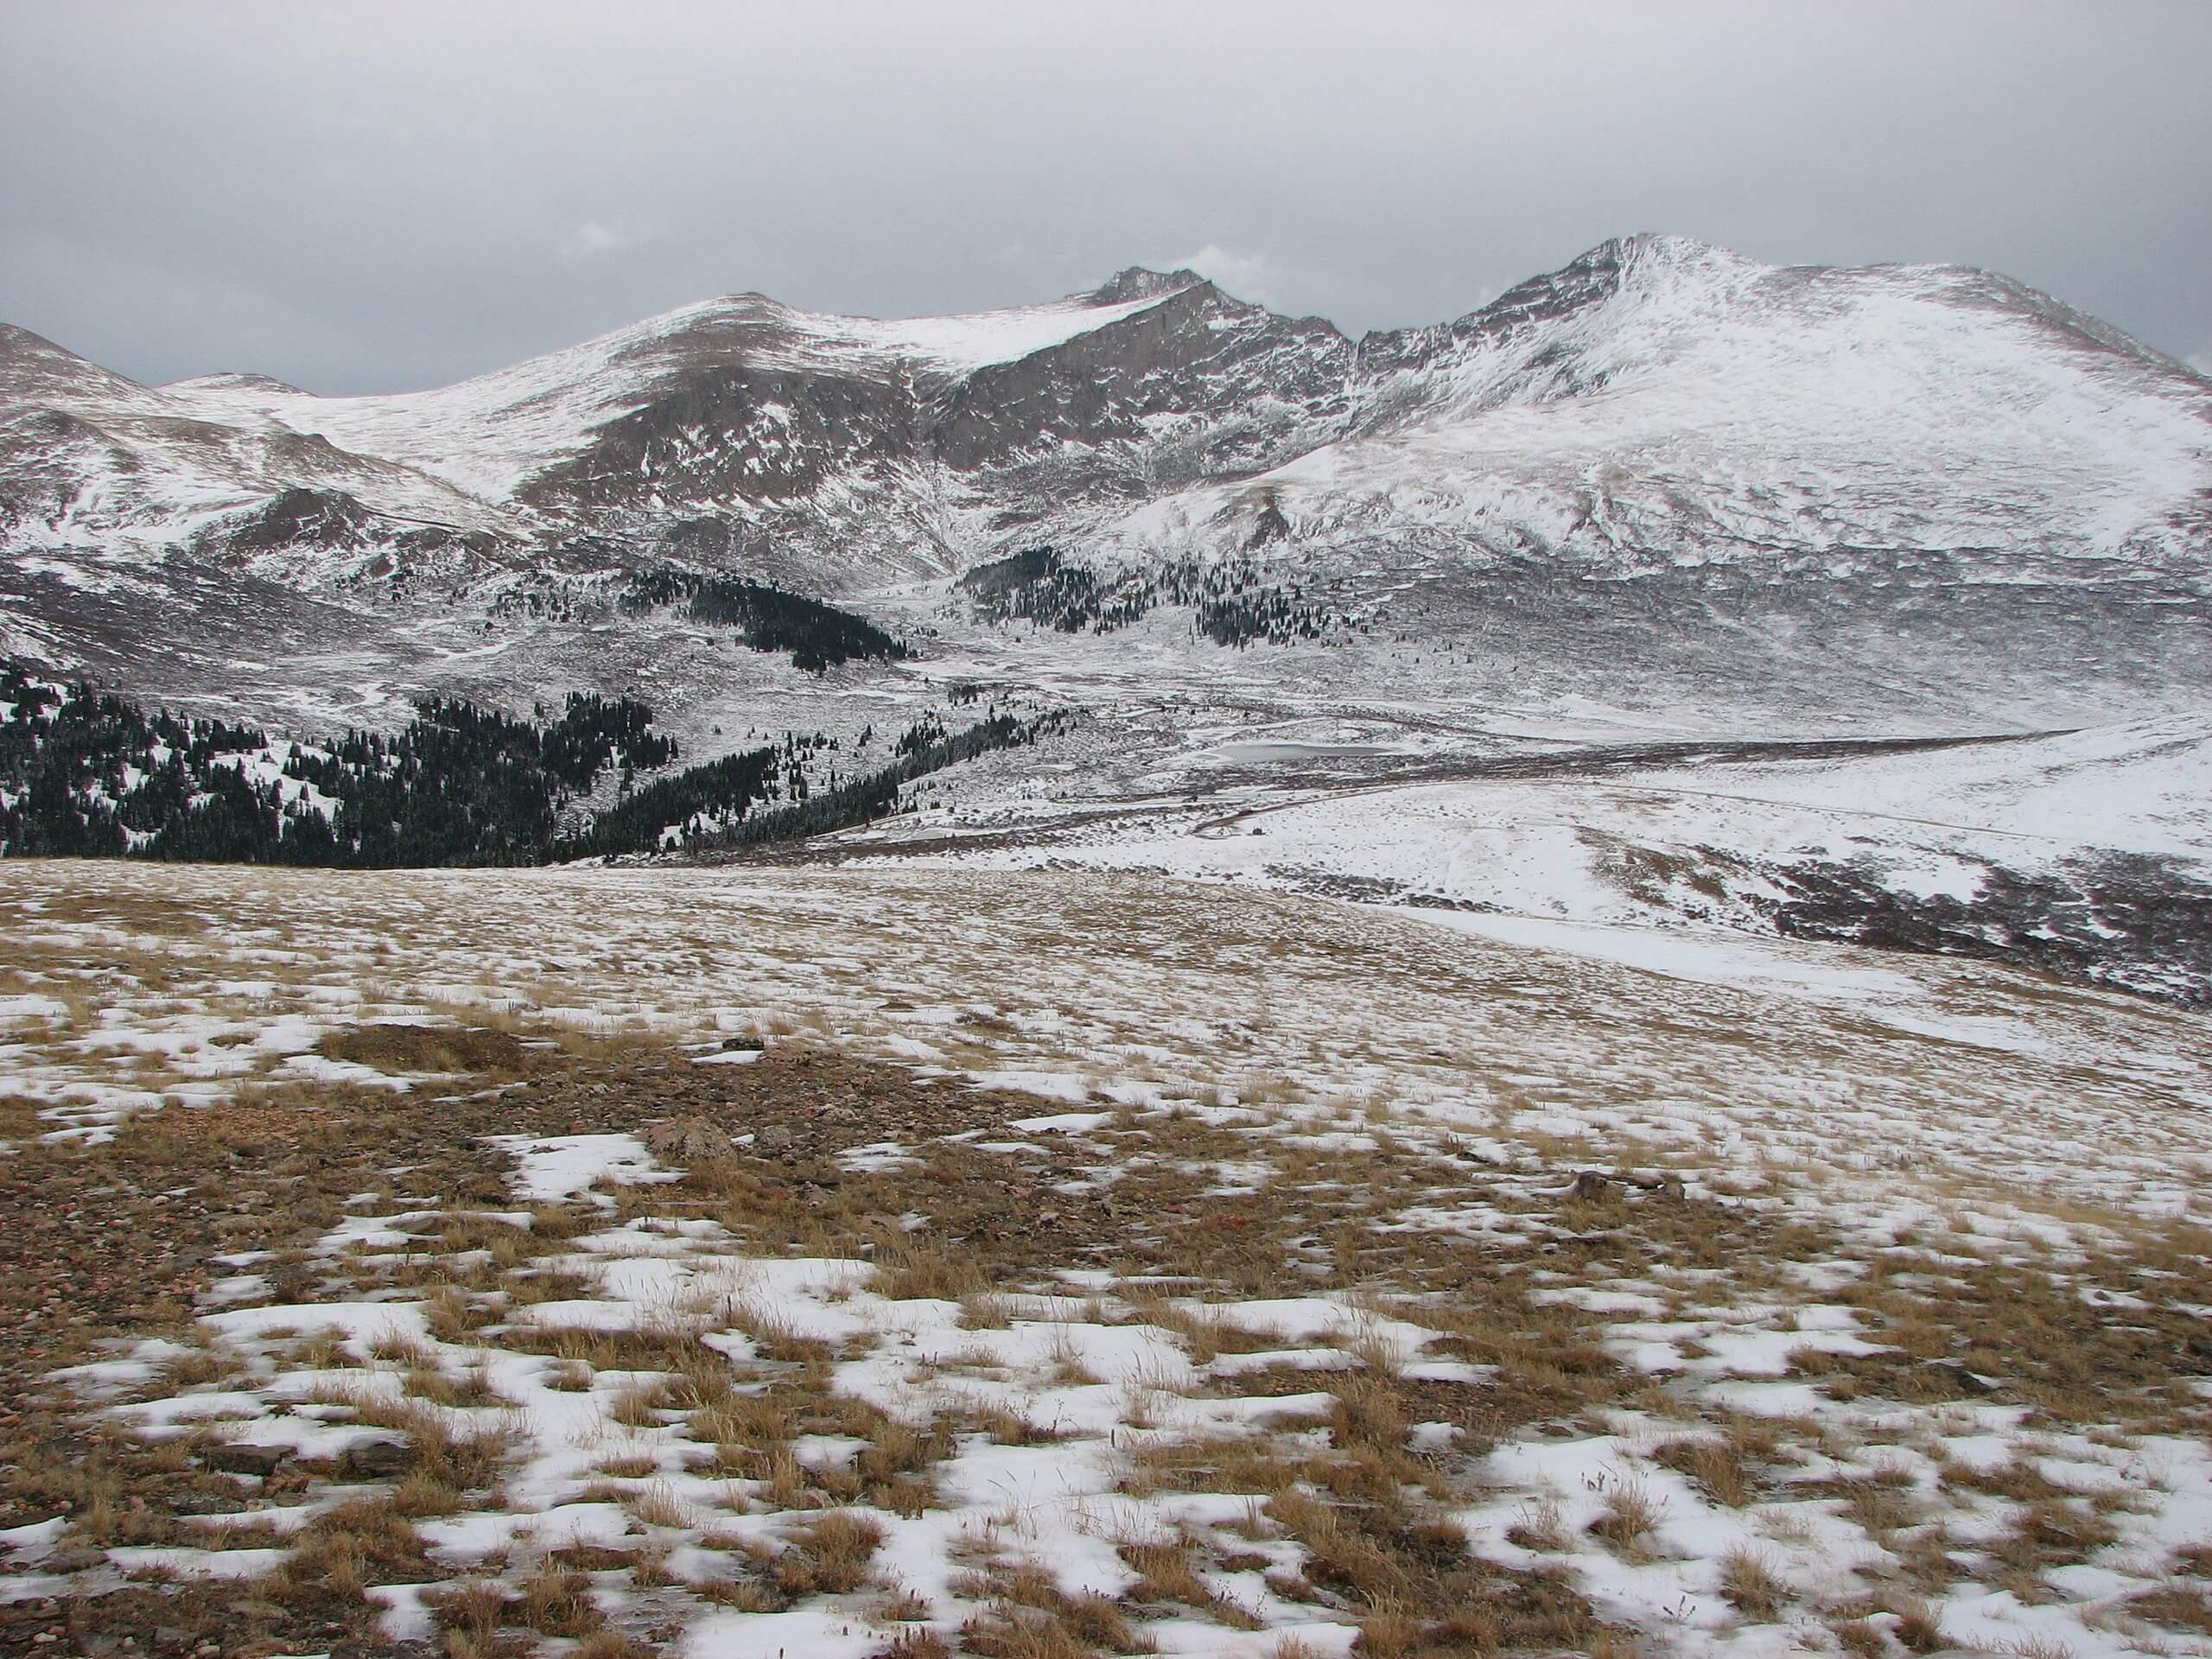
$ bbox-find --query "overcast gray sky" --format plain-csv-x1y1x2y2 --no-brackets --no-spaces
3,1,2208,393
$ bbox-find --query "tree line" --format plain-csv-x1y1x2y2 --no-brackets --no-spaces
0,662,1051,868
616,571,910,671
957,546,1345,646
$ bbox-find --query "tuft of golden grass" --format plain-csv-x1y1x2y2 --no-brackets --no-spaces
1651,1433,1749,1506
873,1235,990,1302
1117,1535,1262,1629
315,1020,533,1077
1719,1546,1785,1621
518,1561,604,1637
950,1563,1146,1658
772,1509,886,1596
1586,1476,1664,1555
626,1481,690,1530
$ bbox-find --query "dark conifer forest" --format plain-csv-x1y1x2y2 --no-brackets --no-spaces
957,547,1344,645
615,572,910,671
0,662,1058,868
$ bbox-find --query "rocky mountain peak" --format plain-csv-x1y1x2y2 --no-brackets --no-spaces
1090,266,1206,305
2,234,2205,615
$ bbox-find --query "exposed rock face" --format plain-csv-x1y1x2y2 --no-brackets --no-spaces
925,277,1356,481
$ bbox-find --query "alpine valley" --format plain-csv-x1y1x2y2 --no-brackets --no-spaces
3,233,2209,999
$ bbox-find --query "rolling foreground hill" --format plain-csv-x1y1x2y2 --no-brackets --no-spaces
0,860,2209,1656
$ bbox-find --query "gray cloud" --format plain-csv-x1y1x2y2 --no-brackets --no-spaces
4,0,2208,392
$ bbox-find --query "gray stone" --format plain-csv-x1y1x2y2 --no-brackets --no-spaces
341,1434,412,1478
643,1116,729,1160
205,1442,288,1478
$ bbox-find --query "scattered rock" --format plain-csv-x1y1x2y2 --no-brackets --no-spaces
45,1548,103,1574
1923,1358,2003,1395
205,1442,288,1477
341,1434,411,1478
1563,1169,1687,1203
641,1116,729,1160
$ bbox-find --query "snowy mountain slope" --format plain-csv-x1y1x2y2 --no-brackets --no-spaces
0,324,519,580
857,713,2212,1002
4,235,2207,605
2,233,2208,800
5,266,1357,589
159,280,1197,512
1106,235,2212,577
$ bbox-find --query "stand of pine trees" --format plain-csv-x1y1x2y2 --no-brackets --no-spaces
957,547,1336,645
0,662,1063,868
617,572,909,671
715,711,1072,849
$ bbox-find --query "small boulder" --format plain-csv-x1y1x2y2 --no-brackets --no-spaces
341,1435,412,1478
643,1116,729,1160
206,1443,288,1478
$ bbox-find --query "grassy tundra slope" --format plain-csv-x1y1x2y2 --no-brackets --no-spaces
0,861,2208,1657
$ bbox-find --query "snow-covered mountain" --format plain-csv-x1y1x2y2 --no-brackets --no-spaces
4,235,2210,999
3,231,2209,747
1136,235,2211,578
0,262,1352,593
6,234,2206,601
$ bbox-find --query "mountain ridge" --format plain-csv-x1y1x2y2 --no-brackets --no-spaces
5,233,2203,586
1,232,2207,741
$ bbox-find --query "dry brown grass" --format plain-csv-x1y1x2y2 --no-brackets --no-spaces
873,1234,992,1301
1116,1535,1262,1628
330,1394,516,1491
518,1560,605,1636
570,1632,656,1659
1503,1496,1571,1554
778,1509,886,1594
951,1563,1148,1658
1586,1476,1665,1556
427,1576,516,1645
626,1481,691,1530
3,916,2202,1659
390,1466,467,1518
2128,1584,2212,1636
1719,1546,1786,1620
272,1496,435,1614
315,1020,532,1077
1801,1465,1922,1541
1986,1496,2120,1579
1651,1433,1750,1506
